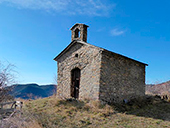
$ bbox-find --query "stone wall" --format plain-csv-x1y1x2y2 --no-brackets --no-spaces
99,50,146,103
57,42,102,100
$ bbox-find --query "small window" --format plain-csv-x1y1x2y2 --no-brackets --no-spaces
74,28,80,38
75,54,78,57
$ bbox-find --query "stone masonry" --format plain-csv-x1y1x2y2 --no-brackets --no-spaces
99,50,146,103
54,23,148,103
56,42,102,100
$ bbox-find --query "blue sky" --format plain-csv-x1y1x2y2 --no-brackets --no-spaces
0,0,169,85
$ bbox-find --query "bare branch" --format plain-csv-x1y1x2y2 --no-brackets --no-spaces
0,61,16,103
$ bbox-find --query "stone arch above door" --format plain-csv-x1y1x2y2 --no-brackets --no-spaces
69,62,86,71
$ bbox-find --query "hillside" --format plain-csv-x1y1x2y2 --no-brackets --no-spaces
146,81,170,95
9,84,57,99
2,96,170,128
1,82,170,127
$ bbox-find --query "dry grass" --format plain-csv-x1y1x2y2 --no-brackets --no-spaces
0,112,42,128
18,95,170,128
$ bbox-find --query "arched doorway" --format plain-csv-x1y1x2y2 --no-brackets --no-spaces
71,68,81,99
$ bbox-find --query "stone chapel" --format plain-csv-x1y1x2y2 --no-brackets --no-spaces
54,23,148,103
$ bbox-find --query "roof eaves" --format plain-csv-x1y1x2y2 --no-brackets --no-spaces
102,49,148,66
54,40,148,66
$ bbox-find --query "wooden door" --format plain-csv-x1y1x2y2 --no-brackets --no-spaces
71,68,80,99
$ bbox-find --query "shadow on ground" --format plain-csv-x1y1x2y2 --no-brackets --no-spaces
113,95,170,121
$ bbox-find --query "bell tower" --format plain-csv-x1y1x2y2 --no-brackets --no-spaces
70,23,89,42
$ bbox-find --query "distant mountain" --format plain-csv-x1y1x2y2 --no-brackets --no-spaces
146,81,170,95
9,84,57,99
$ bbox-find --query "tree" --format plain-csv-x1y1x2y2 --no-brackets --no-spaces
0,61,16,102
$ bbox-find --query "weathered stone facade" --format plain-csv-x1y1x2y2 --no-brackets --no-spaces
56,42,102,100
54,23,147,103
99,50,146,103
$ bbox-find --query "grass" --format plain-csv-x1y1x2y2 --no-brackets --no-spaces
19,95,170,128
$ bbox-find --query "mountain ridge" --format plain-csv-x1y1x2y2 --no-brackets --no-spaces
146,80,170,95
9,83,57,99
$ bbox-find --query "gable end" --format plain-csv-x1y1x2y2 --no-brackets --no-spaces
54,41,93,61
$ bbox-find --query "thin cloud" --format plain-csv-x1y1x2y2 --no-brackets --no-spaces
0,0,115,16
110,28,126,36
96,27,106,32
